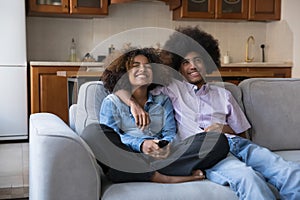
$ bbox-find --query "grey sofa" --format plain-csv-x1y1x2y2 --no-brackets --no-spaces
29,78,300,200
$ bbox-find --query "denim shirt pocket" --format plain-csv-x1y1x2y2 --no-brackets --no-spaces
119,111,137,133
147,105,164,136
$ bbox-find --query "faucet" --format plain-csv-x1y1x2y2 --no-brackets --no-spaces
245,36,255,62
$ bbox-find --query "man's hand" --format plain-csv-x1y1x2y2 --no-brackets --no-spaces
141,140,170,159
204,123,235,134
115,90,150,130
129,98,150,130
204,123,223,133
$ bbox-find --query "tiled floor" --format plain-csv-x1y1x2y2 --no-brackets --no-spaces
0,142,29,199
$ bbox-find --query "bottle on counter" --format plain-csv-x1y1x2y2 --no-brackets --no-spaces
108,44,115,55
223,51,230,64
69,38,77,62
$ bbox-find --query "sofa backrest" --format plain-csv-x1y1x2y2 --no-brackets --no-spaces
75,81,109,135
239,78,300,151
74,80,242,136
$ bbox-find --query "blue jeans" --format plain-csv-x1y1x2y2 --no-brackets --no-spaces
206,136,300,200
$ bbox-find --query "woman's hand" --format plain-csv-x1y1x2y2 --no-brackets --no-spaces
141,140,170,159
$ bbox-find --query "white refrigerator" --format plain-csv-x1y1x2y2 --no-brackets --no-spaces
0,0,28,140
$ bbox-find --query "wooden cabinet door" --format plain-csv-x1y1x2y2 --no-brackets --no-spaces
28,0,108,16
70,0,108,15
30,65,79,124
39,74,69,123
173,0,215,20
209,66,292,85
215,0,249,19
172,0,281,21
248,0,281,21
28,0,69,14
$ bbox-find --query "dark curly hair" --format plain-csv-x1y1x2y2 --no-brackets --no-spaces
102,47,171,93
162,26,221,74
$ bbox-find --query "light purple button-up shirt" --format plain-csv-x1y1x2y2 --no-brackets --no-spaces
151,79,251,140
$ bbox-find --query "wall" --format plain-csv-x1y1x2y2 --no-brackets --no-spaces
26,1,292,68
267,0,300,78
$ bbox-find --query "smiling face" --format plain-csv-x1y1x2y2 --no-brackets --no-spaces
128,54,153,90
179,51,207,88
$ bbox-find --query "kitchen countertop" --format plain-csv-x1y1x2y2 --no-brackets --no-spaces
221,61,293,67
29,61,105,67
30,61,292,68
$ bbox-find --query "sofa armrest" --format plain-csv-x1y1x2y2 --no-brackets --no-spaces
29,113,101,200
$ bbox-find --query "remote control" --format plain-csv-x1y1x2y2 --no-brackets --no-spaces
157,140,169,148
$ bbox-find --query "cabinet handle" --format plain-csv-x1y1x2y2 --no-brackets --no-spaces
74,5,77,8
64,5,68,8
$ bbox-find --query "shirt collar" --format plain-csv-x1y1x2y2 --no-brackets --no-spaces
146,93,154,104
183,80,209,95
128,93,154,114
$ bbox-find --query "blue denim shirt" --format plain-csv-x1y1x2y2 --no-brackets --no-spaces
99,93,176,152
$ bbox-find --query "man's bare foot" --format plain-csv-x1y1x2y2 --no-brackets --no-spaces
192,169,205,178
151,170,205,184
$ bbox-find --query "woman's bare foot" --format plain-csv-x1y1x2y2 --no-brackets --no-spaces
151,170,205,184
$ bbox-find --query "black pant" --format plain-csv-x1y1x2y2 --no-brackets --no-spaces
81,123,229,183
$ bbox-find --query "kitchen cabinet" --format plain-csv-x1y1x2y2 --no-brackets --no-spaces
173,0,280,21
216,0,249,19
173,0,248,20
248,0,281,21
111,0,168,3
28,0,108,17
57,71,103,107
30,62,104,124
173,0,215,19
110,0,171,4
30,63,80,123
110,0,180,10
207,64,291,85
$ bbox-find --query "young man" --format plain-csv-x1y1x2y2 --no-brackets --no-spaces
125,26,300,200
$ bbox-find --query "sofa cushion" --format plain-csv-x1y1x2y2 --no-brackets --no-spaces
75,81,109,135
102,180,238,200
274,150,300,163
239,78,300,151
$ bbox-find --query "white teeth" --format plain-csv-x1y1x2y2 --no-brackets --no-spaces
190,71,200,76
136,74,147,78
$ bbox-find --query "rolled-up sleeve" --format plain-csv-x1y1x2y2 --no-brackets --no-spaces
226,93,251,134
